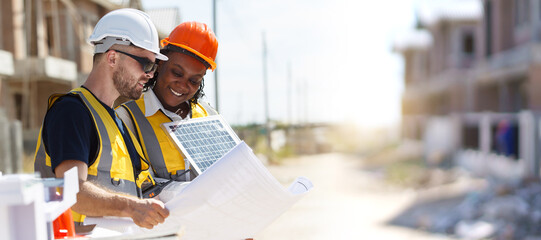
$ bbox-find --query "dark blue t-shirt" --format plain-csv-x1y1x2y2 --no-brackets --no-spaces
42,88,141,175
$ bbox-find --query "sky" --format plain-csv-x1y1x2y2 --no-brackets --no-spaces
141,0,417,128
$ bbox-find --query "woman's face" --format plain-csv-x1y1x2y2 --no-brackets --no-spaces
153,51,207,112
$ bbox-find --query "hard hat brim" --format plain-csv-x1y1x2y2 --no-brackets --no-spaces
155,51,168,61
161,38,216,71
90,36,168,61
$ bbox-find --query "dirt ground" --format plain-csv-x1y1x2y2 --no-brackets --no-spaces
254,152,457,240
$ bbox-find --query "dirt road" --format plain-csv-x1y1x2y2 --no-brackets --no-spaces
255,153,456,240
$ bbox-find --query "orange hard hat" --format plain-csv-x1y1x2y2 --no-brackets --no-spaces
161,21,218,71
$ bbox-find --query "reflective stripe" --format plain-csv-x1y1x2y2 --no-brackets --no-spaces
122,99,216,181
74,90,140,196
34,88,151,223
33,135,54,178
124,101,192,181
124,101,171,179
34,93,68,178
198,101,218,116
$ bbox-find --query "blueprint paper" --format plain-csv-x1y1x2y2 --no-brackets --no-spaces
87,142,312,240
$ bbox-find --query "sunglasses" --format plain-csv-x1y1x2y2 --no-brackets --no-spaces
110,49,158,74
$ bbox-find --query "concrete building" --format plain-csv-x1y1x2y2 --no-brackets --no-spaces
0,0,180,156
395,0,541,178
0,0,142,147
0,0,181,175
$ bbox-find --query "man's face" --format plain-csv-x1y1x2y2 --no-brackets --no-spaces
112,64,147,100
112,48,156,100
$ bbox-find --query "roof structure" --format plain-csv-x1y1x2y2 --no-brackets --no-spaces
417,0,482,26
393,29,433,52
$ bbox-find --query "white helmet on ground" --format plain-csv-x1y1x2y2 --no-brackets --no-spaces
88,8,168,61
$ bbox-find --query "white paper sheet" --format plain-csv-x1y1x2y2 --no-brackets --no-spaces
87,142,312,240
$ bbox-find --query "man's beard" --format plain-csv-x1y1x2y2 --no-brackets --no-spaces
113,65,144,100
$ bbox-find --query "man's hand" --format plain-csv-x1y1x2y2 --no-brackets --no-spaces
127,198,170,229
54,160,170,229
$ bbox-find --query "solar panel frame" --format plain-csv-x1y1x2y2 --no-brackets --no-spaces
161,115,241,175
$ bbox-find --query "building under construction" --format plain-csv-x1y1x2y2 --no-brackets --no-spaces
0,0,178,173
395,0,541,178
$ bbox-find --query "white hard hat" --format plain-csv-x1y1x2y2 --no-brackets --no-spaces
88,8,168,61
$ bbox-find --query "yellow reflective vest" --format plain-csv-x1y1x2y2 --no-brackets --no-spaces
34,87,152,223
120,97,217,180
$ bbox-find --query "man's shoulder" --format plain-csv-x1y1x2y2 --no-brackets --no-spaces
53,94,85,106
46,94,89,119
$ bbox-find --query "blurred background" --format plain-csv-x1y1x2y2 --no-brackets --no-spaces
2,0,541,239
0,0,411,170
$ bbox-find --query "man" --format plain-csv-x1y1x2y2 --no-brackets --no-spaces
34,8,169,229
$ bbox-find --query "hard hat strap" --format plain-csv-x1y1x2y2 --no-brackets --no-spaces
164,44,211,69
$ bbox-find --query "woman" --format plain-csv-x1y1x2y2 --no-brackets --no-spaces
117,21,218,181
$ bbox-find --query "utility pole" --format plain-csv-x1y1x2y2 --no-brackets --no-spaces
286,62,293,145
287,62,292,125
262,32,272,160
304,78,308,124
212,0,219,111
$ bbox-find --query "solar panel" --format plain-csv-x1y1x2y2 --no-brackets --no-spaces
161,115,241,175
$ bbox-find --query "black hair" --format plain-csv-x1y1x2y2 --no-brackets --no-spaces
143,48,206,105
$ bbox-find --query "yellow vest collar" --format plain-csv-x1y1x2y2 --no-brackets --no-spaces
143,90,190,121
